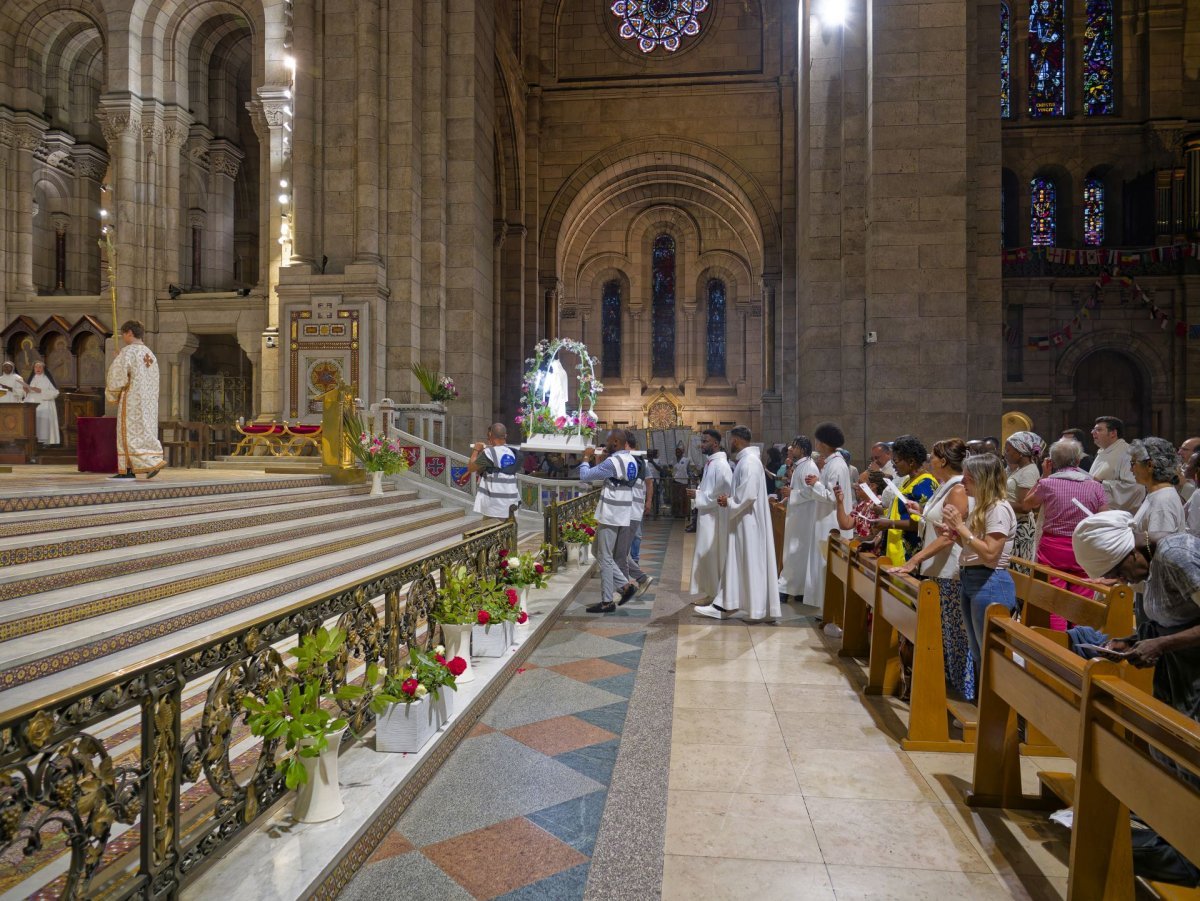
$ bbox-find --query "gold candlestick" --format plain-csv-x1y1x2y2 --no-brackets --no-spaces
98,227,118,335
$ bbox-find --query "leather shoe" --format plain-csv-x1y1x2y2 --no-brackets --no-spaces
586,601,616,614
617,582,638,606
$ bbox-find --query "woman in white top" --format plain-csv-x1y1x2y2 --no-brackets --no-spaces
941,452,1018,675
886,438,974,700
26,361,60,445
1004,430,1044,565
1130,437,1186,541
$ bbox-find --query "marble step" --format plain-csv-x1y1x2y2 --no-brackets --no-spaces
201,457,325,472
0,512,479,705
0,496,441,597
0,481,362,534
0,485,418,567
0,473,330,515
0,502,465,644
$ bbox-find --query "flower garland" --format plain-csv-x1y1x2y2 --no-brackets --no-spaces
516,338,603,439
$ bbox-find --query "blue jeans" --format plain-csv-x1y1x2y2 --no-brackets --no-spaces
959,566,1018,670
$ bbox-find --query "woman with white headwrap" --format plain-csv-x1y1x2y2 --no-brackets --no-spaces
1004,430,1044,565
1071,510,1200,886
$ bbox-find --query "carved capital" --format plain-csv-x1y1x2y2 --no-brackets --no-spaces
188,208,207,230
13,127,42,151
96,107,142,147
50,212,71,235
208,139,244,179
493,219,508,250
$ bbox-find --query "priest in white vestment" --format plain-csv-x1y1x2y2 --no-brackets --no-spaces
777,435,821,603
804,422,855,608
105,320,166,479
698,427,780,621
26,362,60,444
0,362,26,403
689,428,734,602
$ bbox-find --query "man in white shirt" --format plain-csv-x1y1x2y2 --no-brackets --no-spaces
866,441,896,480
688,429,734,602
1089,416,1145,513
1177,436,1200,503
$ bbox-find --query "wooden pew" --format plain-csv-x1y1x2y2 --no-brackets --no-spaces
969,607,1145,810
838,543,879,658
821,532,856,629
1069,665,1200,901
1009,556,1137,638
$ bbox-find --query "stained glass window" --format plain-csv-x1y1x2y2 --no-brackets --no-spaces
611,0,708,53
706,279,726,378
651,234,676,378
1031,177,1057,247
1084,177,1105,246
1000,2,1012,119
1028,0,1066,117
1084,0,1115,115
602,279,622,378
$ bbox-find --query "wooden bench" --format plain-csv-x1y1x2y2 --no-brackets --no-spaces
840,548,881,659
821,532,856,629
1069,665,1200,901
969,607,1146,810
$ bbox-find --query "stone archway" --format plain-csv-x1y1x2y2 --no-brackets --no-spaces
1070,349,1148,438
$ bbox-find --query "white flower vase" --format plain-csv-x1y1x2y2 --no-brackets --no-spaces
294,728,346,823
376,695,448,753
434,688,455,724
472,622,509,657
369,470,385,496
581,543,591,564
566,543,581,566
519,586,531,613
441,623,474,683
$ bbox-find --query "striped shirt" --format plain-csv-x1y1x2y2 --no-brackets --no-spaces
1027,468,1107,537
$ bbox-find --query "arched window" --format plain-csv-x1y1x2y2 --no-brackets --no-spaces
705,279,727,378
1084,177,1105,246
1028,0,1066,117
1031,177,1057,246
1000,2,1012,119
1084,0,1115,115
601,279,622,378
651,234,676,378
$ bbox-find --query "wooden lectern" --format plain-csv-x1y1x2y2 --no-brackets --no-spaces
0,403,38,464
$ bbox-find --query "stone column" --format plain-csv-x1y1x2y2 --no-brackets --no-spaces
11,113,47,297
683,308,697,390
162,108,191,292
188,210,206,290
1186,134,1200,238
0,111,12,309
97,94,145,329
492,221,507,413
70,146,107,294
207,139,244,289
50,213,70,293
354,0,381,264
246,89,293,418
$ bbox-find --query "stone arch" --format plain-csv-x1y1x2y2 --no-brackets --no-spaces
541,137,779,278
1054,329,1168,400
493,58,522,218
7,0,106,103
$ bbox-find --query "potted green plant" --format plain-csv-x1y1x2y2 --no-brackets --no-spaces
432,565,481,682
474,579,526,656
411,362,460,405
343,410,410,495
561,519,596,565
241,627,358,823
365,646,468,753
499,548,549,612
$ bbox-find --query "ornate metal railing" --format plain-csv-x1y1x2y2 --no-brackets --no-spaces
0,519,515,900
543,489,600,572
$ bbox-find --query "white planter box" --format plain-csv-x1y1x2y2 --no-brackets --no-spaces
376,693,452,753
520,433,591,453
472,622,510,657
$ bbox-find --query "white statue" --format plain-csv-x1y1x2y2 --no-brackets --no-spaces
539,358,569,421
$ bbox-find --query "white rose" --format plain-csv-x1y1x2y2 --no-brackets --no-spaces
415,684,429,698
435,645,445,656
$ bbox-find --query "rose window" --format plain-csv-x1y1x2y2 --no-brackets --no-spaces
610,0,709,53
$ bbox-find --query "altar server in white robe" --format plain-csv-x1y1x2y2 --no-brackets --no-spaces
698,427,780,621
804,422,855,608
0,362,26,403
689,428,733,602
105,320,166,479
26,361,60,445
777,434,821,603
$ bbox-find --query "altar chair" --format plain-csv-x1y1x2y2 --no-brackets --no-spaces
282,422,322,457
232,418,287,456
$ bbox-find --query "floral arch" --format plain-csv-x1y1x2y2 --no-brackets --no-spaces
518,338,603,450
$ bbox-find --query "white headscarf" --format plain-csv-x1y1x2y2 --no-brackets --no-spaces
1072,510,1136,579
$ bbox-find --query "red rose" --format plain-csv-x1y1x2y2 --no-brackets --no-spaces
447,656,467,676
506,588,518,607
435,653,446,665
535,563,545,574
585,527,595,536
518,611,529,624
500,559,509,569
499,549,509,558
477,609,491,625
400,678,419,696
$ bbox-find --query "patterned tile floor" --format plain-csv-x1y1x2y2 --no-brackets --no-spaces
339,520,673,901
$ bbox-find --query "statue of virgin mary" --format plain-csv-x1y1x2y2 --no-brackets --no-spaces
539,358,569,421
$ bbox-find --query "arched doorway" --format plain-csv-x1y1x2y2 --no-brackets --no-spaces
190,335,252,425
1071,349,1146,438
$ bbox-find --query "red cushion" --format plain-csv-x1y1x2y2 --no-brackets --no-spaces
289,425,322,435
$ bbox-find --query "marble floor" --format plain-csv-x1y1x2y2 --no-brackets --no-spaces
338,518,1080,900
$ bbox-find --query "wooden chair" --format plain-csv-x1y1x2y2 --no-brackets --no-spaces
1069,665,1200,901
184,421,210,465
159,420,191,468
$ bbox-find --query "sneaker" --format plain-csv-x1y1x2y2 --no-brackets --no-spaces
823,623,843,638
586,601,616,614
617,582,638,606
636,575,654,597
694,604,735,620
684,525,696,533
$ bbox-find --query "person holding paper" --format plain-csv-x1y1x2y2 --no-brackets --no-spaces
871,435,938,565
803,422,855,608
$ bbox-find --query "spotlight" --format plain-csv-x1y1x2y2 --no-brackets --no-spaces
168,284,182,299
821,0,849,27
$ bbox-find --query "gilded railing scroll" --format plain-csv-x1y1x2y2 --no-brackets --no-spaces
0,518,515,900
542,489,600,573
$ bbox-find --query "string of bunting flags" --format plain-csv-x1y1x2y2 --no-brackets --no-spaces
1000,241,1200,352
